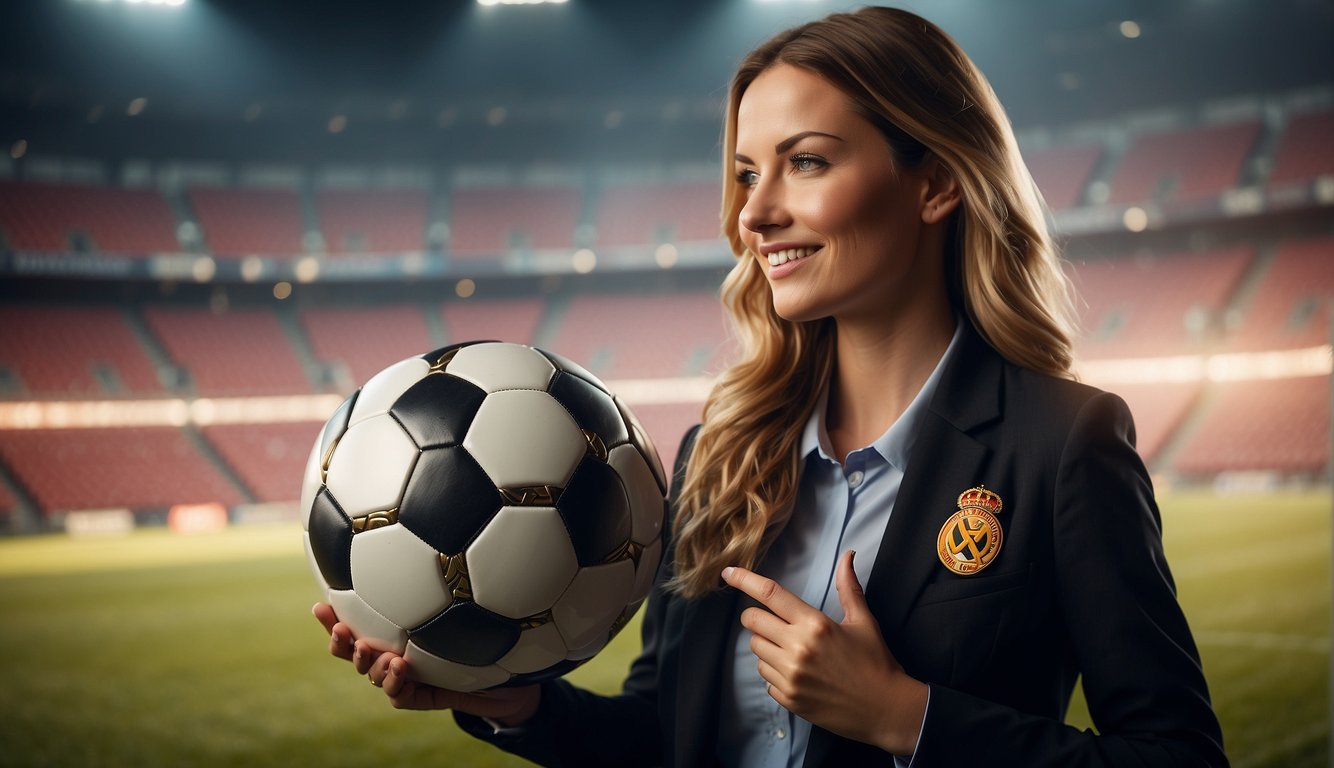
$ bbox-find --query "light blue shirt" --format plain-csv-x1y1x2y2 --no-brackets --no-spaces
718,321,963,768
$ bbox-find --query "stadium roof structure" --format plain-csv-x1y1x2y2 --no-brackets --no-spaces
1,0,1331,164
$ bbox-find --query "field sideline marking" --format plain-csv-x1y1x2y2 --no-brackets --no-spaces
1195,629,1329,655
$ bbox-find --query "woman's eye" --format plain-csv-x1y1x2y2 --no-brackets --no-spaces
735,168,759,186
791,154,825,172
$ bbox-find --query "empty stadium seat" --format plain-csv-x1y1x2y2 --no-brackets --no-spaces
1172,376,1328,475
546,291,730,380
447,186,581,257
594,181,720,248
1267,109,1334,186
0,306,167,398
316,187,430,255
202,421,323,503
187,186,306,258
440,297,546,346
1024,144,1102,210
142,307,312,396
299,304,434,390
0,180,180,254
1071,246,1253,359
1227,235,1334,352
1107,121,1261,204
0,427,245,515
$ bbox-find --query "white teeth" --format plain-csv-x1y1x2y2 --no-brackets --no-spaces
766,247,817,266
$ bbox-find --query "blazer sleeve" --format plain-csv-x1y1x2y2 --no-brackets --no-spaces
453,425,700,767
911,393,1228,767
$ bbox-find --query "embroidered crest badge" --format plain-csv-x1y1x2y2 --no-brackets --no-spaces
936,486,1004,576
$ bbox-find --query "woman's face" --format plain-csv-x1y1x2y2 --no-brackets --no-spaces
734,64,941,326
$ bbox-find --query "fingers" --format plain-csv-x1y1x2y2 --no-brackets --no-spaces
834,549,869,625
722,566,813,623
312,602,338,634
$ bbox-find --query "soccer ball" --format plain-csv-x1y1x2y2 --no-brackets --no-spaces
300,341,668,692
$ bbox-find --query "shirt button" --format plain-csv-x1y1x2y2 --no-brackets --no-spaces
775,728,787,740
847,470,865,488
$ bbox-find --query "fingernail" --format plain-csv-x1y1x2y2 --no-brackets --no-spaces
389,658,405,677
721,567,735,581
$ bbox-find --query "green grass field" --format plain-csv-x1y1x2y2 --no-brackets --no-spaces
0,490,1327,767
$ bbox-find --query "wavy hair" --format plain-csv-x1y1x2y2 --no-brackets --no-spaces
667,7,1077,598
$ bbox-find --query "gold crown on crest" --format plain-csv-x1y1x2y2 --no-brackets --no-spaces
957,486,1002,514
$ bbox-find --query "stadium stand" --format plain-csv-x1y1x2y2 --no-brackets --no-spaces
446,185,582,257
546,291,730,380
0,481,16,521
1107,381,1203,468
1024,144,1102,210
142,307,312,396
1225,235,1334,352
0,306,167,398
187,186,306,258
0,427,246,515
299,304,435,390
440,297,546,346
1106,120,1261,204
202,421,323,503
1070,246,1254,359
1267,108,1334,186
0,180,179,254
315,187,430,255
593,181,720,248
1172,375,1329,476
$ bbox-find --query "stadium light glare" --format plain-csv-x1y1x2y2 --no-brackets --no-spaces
477,0,568,5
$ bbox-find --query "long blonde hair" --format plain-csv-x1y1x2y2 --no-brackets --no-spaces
668,7,1077,598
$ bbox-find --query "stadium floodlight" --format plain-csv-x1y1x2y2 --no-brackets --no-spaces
477,0,568,6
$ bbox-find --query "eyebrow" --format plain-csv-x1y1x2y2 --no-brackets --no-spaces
734,130,844,164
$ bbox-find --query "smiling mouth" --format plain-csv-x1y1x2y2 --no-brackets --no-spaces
766,247,818,266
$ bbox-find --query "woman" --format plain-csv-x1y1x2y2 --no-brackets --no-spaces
315,7,1228,766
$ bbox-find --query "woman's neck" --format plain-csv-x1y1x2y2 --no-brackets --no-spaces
825,307,955,462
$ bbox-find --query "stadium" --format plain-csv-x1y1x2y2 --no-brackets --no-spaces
0,0,1330,765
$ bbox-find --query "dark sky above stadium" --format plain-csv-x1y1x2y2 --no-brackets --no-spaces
1,0,1331,163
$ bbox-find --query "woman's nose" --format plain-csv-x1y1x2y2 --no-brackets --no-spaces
738,178,791,234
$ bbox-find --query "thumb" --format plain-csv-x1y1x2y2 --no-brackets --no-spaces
836,549,872,626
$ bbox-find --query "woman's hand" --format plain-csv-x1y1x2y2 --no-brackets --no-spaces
311,602,540,726
721,550,928,755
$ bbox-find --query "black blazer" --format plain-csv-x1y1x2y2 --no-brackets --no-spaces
459,323,1228,767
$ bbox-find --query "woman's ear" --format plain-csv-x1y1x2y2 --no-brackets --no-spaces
920,157,961,225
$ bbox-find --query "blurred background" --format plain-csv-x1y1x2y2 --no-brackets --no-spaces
0,0,1331,765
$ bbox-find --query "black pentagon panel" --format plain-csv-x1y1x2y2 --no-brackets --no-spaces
505,658,586,687
318,391,358,462
307,488,355,591
390,373,487,449
399,445,502,555
537,349,607,393
411,601,520,666
548,371,630,449
420,340,498,366
556,457,633,566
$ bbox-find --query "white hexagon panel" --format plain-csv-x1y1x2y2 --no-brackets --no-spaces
464,390,587,489
552,558,636,652
467,506,579,620
497,622,570,675
445,342,556,393
328,588,408,654
349,524,453,629
404,642,512,693
608,444,665,546
324,414,419,517
347,356,430,427
303,533,330,599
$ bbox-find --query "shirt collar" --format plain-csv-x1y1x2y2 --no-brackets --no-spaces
800,318,965,471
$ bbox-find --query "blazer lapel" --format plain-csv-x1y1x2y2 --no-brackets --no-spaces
803,324,1004,767
867,323,1003,639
